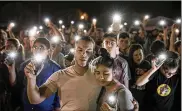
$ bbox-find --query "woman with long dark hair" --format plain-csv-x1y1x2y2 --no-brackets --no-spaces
91,48,138,111
128,44,151,111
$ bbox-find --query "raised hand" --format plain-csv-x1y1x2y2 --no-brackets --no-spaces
24,62,36,79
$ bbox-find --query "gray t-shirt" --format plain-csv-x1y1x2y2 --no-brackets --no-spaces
97,83,134,111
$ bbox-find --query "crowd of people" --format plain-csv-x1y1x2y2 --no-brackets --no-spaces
0,13,181,111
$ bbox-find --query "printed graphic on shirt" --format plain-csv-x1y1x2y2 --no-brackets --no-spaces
157,84,171,97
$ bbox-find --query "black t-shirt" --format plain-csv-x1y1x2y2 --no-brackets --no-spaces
144,70,179,111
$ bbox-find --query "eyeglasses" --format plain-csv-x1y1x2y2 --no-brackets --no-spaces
32,46,47,51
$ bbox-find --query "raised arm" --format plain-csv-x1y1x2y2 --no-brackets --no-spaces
7,24,16,38
24,62,58,104
46,21,65,42
136,59,163,86
162,27,168,48
169,24,177,52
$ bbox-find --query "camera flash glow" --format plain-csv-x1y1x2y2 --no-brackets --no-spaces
120,24,124,29
33,26,37,30
158,54,167,60
144,15,149,19
44,18,50,23
75,35,80,41
108,95,116,103
62,25,65,29
70,48,75,53
113,14,121,22
159,20,166,26
51,36,60,43
176,19,181,24
81,15,85,20
59,20,63,24
33,54,45,63
8,52,17,58
124,22,127,26
108,27,113,32
71,21,74,24
29,29,37,37
39,26,43,30
134,20,140,26
79,24,84,29
10,22,15,27
175,29,180,33
93,18,97,23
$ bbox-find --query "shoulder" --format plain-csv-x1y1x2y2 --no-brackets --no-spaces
115,55,128,64
54,66,75,77
48,59,61,69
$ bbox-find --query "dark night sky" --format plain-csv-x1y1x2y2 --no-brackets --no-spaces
0,1,181,29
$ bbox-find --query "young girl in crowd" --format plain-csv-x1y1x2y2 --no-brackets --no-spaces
91,48,138,111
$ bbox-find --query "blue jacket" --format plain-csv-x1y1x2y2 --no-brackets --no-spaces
18,59,61,111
